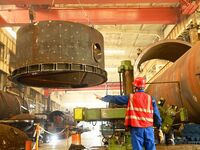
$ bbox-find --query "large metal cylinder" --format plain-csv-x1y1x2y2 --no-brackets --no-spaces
0,124,28,149
0,91,27,119
11,21,107,88
147,42,200,123
47,110,71,136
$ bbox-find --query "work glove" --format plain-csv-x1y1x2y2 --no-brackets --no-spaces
158,129,164,144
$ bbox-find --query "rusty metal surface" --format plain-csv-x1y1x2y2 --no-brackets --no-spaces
11,21,107,88
10,114,36,120
0,91,25,119
134,39,191,71
0,124,28,150
146,41,200,123
122,70,133,95
4,114,35,132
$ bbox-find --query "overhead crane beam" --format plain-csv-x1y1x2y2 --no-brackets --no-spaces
44,82,121,97
0,0,180,5
0,16,7,26
95,27,163,37
0,7,179,26
180,0,199,15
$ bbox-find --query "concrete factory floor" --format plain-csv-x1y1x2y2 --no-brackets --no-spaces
40,130,104,150
40,142,200,150
40,140,200,150
40,139,68,150
39,132,200,150
39,126,200,150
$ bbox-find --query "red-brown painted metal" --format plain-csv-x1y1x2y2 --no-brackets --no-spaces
180,0,199,15
146,41,200,123
0,7,179,26
0,16,7,26
134,40,192,71
44,82,121,97
0,0,180,5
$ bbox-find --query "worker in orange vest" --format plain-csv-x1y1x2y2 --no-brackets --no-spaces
96,77,163,150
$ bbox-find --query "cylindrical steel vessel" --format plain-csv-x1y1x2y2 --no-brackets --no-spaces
0,124,28,149
0,91,27,119
47,110,72,138
147,42,200,123
11,21,107,88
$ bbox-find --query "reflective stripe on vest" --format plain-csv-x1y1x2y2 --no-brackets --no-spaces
128,95,153,113
127,106,154,113
125,93,154,127
125,115,153,122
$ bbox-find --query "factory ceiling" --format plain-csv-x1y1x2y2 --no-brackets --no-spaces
0,0,199,90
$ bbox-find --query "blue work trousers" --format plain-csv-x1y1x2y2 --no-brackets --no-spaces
130,127,156,150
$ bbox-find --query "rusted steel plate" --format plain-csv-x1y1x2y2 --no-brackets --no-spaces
11,21,107,88
0,91,26,119
0,124,28,149
146,41,200,123
134,39,191,71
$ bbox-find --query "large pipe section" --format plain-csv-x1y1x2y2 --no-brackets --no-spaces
47,110,73,132
11,21,107,88
145,41,200,123
0,91,28,119
134,39,191,71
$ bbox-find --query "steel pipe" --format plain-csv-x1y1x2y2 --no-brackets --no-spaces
146,41,200,123
0,91,28,119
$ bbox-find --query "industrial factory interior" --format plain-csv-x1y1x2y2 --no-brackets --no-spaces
1,0,200,150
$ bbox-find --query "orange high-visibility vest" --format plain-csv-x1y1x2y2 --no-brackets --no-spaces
125,92,154,127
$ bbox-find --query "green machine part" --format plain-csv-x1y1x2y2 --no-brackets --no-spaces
161,114,176,133
160,106,177,133
118,60,133,95
101,108,126,120
74,107,126,121
74,108,132,150
85,108,101,121
108,136,127,150
107,132,132,150
159,105,189,133
125,132,132,150
179,107,188,122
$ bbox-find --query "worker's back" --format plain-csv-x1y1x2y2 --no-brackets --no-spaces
125,92,154,127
